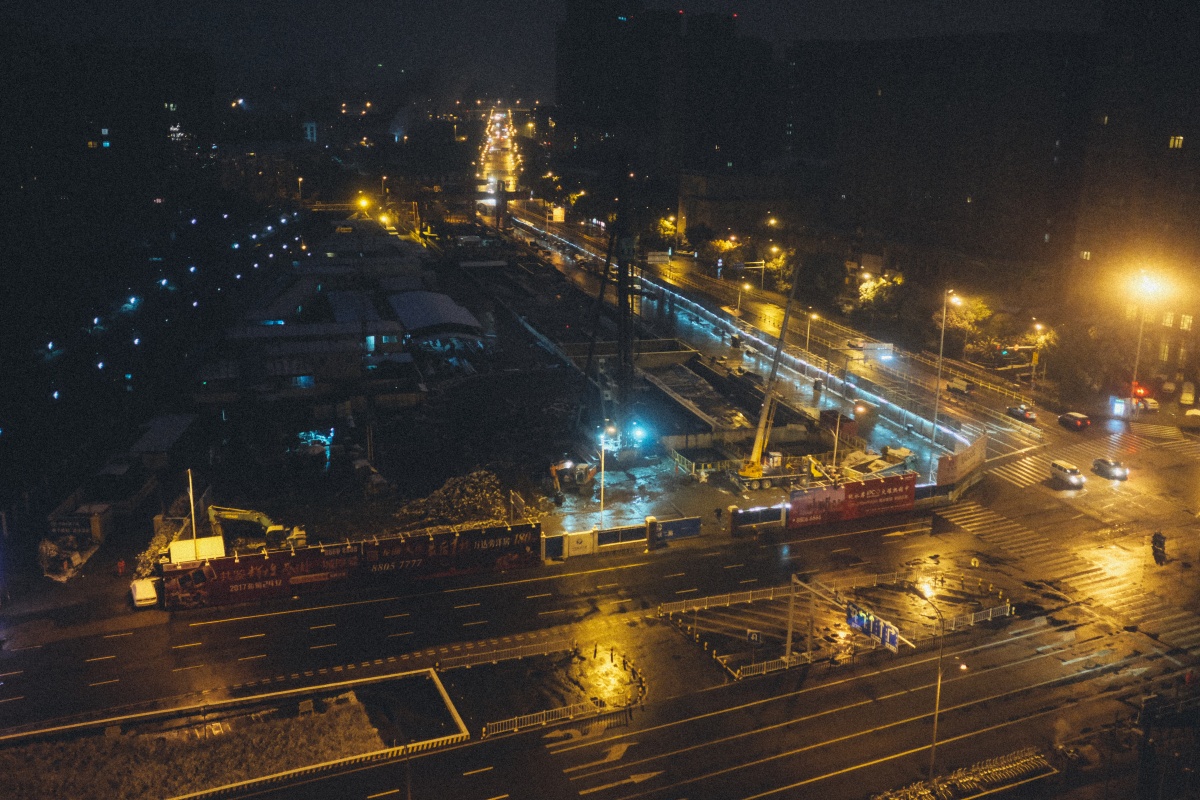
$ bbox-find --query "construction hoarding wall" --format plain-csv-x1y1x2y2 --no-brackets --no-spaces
936,434,989,486
162,523,541,610
787,472,916,528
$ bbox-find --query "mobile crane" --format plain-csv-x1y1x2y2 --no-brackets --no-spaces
733,261,807,490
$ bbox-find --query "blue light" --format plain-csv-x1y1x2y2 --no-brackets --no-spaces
235,274,242,280
52,391,60,400
189,266,197,273
160,278,168,286
93,317,100,325
232,242,239,249
191,218,197,224
251,234,257,240
223,213,229,219
266,225,273,232
47,341,53,350
97,361,104,370
133,337,140,345
192,301,199,308
124,373,133,380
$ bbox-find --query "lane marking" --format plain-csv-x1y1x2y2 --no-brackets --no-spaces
310,623,336,630
464,766,494,776
665,573,685,579
172,642,203,649
88,679,119,687
484,796,510,800
86,655,116,663
190,596,400,627
238,654,266,661
526,593,552,599
310,643,337,650
675,588,698,595
538,609,568,616
387,632,414,638
103,632,132,639
723,564,744,569
463,620,489,627
454,602,481,610
442,561,649,594
0,696,25,704
597,583,618,590
384,613,410,620
172,664,205,672
0,671,24,679
367,791,400,799
239,633,266,640
739,578,759,585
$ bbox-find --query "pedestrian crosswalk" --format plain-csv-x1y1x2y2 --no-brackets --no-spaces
940,501,1200,653
988,428,1200,488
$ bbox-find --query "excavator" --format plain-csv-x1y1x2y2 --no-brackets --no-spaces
549,458,598,502
206,505,306,548
736,260,804,490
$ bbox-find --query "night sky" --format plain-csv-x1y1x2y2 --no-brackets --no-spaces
21,0,1102,100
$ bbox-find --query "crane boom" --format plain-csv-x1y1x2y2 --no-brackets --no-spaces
738,260,805,480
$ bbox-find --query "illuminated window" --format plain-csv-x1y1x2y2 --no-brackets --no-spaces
1080,251,1091,260
1182,315,1193,332
1170,135,1184,149
1159,342,1170,362
1180,347,1189,366
1163,312,1175,327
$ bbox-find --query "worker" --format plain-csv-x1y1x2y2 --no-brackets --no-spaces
714,507,723,523
117,558,126,577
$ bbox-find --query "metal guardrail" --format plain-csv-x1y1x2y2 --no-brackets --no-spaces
481,699,598,737
735,652,814,679
872,746,1055,800
437,638,574,670
658,584,797,616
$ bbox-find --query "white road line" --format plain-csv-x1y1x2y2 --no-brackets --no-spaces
102,632,132,639
665,572,686,578
384,613,410,620
675,588,699,595
597,583,619,590
190,595,400,627
238,654,267,661
723,564,744,569
526,593,552,599
387,631,414,638
538,609,568,616
454,602,481,610
463,620,489,627
310,623,336,630
88,679,119,687
0,696,25,704
0,670,24,678
172,664,204,672
310,643,337,650
367,790,400,799
172,642,203,649
86,655,116,663
464,766,494,776
239,633,266,640
739,579,759,585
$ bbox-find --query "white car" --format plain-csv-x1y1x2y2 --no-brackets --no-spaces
1182,382,1195,405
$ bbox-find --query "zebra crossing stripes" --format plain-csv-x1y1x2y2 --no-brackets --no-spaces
988,431,1154,488
1130,421,1185,440
1156,437,1200,458
936,503,1054,559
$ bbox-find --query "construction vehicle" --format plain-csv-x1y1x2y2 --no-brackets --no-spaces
549,458,598,500
206,505,306,548
733,261,808,491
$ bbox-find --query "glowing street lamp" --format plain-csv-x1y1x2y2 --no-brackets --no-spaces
297,176,303,202
598,422,618,529
930,290,962,480
905,582,946,785
1130,271,1166,416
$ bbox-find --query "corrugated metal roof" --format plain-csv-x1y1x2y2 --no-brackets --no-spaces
386,291,482,334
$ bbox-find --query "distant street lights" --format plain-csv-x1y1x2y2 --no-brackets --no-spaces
804,311,818,377
930,289,962,481
1030,320,1045,398
381,174,387,197
297,176,303,202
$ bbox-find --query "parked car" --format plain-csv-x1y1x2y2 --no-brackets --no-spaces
1181,381,1195,405
1137,398,1160,412
1182,409,1200,431
1058,412,1091,431
1006,404,1038,422
1092,458,1129,480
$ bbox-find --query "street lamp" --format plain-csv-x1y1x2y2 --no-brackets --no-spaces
904,582,946,785
1130,271,1165,416
804,310,819,377
1030,320,1045,398
381,174,387,197
598,422,618,529
930,290,962,481
737,282,751,314
297,176,303,202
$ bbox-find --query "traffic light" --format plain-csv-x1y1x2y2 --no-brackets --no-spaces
1133,382,1147,397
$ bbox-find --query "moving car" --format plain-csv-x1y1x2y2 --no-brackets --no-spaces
1092,457,1129,480
1137,398,1160,412
847,338,865,349
1051,459,1086,487
1006,404,1037,422
1058,412,1091,431
947,378,978,395
130,578,159,608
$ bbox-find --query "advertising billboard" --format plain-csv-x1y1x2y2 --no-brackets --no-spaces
786,472,916,529
162,523,542,610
